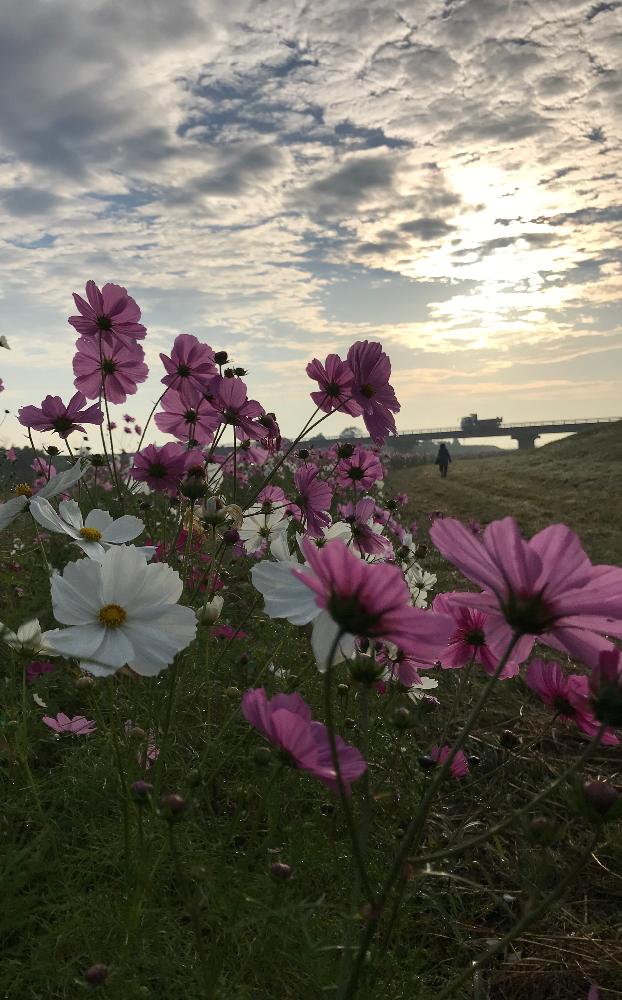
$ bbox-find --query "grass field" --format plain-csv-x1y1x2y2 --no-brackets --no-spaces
2,425,622,1000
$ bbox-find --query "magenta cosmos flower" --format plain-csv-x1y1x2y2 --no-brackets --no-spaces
341,498,393,559
346,341,400,444
210,376,269,441
160,334,217,401
430,516,622,669
526,659,618,745
131,442,187,495
306,353,363,416
296,538,451,659
336,447,384,492
430,744,470,779
42,712,96,736
241,688,367,795
68,280,146,342
154,387,219,445
73,336,148,404
19,392,103,439
432,594,520,678
294,465,332,537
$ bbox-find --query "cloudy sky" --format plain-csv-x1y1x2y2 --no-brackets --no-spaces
1,0,621,447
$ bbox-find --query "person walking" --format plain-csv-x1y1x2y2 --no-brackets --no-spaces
435,443,451,478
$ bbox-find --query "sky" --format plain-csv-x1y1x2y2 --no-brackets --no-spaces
0,0,621,449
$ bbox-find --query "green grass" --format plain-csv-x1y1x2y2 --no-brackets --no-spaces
2,426,622,1000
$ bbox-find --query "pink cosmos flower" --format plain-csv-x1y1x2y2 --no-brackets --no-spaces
0,378,4,392
430,744,470,779
294,465,332,537
346,341,400,444
306,354,363,415
42,713,96,736
526,659,618,745
131,442,187,495
432,594,520,678
211,624,248,640
68,281,146,342
210,376,269,441
124,414,135,423
6,448,17,462
336,447,384,492
296,538,452,658
341,497,393,558
155,387,219,445
430,516,622,669
241,688,367,795
73,336,148,404
160,334,217,401
589,649,622,726
18,392,103,439
27,659,55,684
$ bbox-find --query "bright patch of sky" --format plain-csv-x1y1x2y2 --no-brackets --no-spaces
0,0,621,449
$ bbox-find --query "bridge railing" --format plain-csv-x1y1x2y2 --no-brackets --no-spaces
396,417,621,435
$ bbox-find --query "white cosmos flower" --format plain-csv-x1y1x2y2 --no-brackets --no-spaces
30,498,144,561
0,618,58,656
43,545,197,677
250,559,355,670
406,676,439,702
0,460,86,532
239,510,288,555
404,563,437,608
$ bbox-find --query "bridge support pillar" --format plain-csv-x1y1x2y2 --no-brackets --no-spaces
512,430,540,450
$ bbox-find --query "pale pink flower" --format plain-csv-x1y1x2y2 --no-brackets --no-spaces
160,334,217,400
18,392,103,439
336,447,384,492
210,376,269,441
73,335,148,404
346,341,400,444
294,465,332,537
526,659,618,745
430,516,622,669
155,387,219,445
306,354,362,415
68,281,146,342
432,594,520,678
42,712,96,736
241,688,367,795
131,442,187,495
430,744,470,779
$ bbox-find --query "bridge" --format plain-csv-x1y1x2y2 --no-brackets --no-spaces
318,417,621,451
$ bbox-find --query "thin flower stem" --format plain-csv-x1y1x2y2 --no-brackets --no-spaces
134,391,166,455
338,633,520,1000
104,681,132,883
323,631,375,905
434,832,600,1000
242,406,326,511
167,823,217,998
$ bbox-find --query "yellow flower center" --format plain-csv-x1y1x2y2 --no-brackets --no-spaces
79,527,103,542
98,603,127,628
15,483,33,497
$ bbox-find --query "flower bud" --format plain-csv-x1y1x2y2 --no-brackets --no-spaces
76,675,95,690
528,815,557,844
45,445,61,457
223,528,239,545
159,793,187,820
225,686,240,699
297,449,310,461
128,726,146,740
214,350,228,365
197,595,224,625
418,754,436,771
337,443,355,459
270,861,292,881
414,544,428,559
90,454,106,467
234,367,247,377
393,707,413,730
131,780,153,802
583,780,622,820
84,964,108,986
499,729,521,749
180,475,208,501
337,682,349,697
253,746,272,766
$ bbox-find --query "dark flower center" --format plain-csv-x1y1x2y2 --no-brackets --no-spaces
101,358,117,375
223,408,238,425
148,462,166,479
465,627,486,647
96,315,112,331
348,467,364,481
360,383,375,398
327,592,380,636
553,695,575,717
501,591,555,635
184,409,197,424
52,415,73,434
177,364,191,376
326,381,340,397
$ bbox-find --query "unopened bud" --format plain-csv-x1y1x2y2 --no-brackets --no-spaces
159,793,187,820
583,780,622,819
76,675,95,689
418,755,436,771
253,746,272,766
298,449,310,461
337,443,355,459
223,528,239,545
131,780,153,802
348,655,384,686
270,861,292,881
214,350,228,365
500,729,521,749
197,595,224,625
393,707,412,730
84,964,108,986
225,686,240,699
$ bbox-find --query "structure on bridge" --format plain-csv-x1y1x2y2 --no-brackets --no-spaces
317,417,620,452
